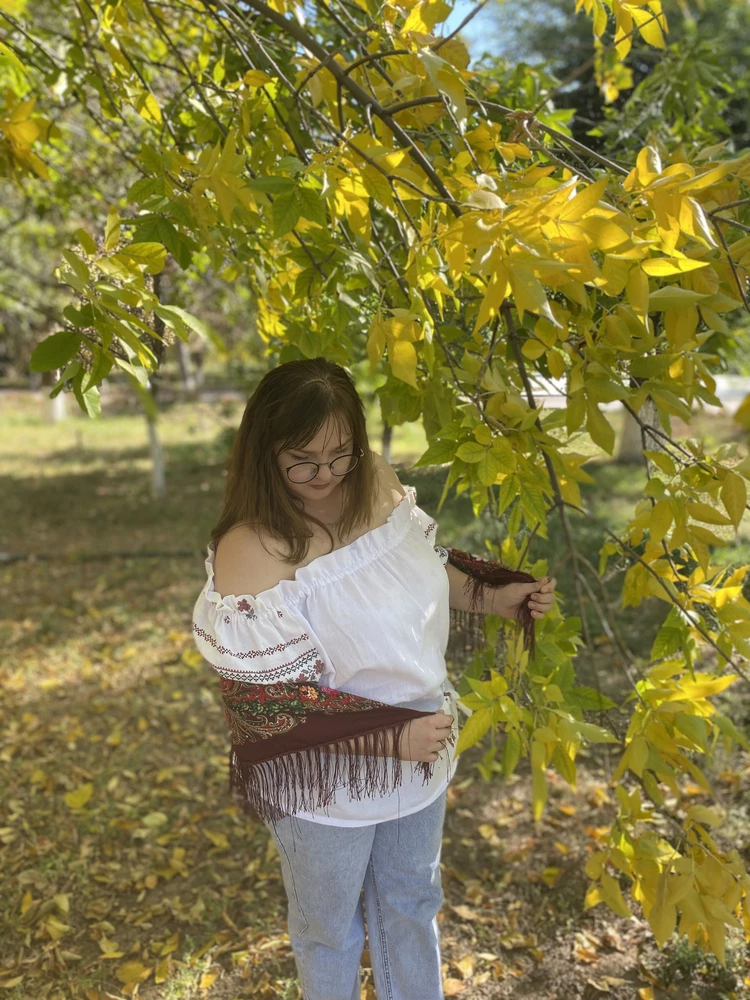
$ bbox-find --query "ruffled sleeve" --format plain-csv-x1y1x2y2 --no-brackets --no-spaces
192,589,327,685
404,483,446,563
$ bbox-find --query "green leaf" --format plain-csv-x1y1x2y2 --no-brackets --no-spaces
651,610,686,660
154,305,226,352
721,471,746,528
272,189,301,237
585,399,615,454
575,721,619,743
502,730,521,776
30,332,82,373
454,707,492,755
713,713,750,751
118,242,166,274
248,175,296,195
74,228,98,255
48,361,82,398
566,687,616,710
72,370,101,418
455,441,486,463
80,343,113,393
104,206,121,251
476,446,508,486
520,482,547,523
132,217,193,269
647,286,709,310
413,439,456,467
297,185,327,227
629,355,675,378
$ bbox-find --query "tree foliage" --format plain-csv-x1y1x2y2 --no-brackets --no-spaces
3,0,750,971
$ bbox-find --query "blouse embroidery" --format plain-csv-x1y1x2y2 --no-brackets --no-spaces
193,623,310,659
236,598,258,620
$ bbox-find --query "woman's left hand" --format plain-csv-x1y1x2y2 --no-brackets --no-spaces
496,576,557,620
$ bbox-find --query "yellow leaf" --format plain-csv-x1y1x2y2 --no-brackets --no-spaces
389,339,418,388
629,735,649,777
64,782,94,810
676,162,733,193
135,91,162,124
626,266,649,323
688,524,726,547
631,5,665,46
548,350,566,378
154,957,170,984
600,873,631,918
686,804,723,827
586,399,615,455
578,215,630,250
648,286,708,310
463,189,507,211
648,872,676,947
454,707,492,755
204,829,229,849
199,972,217,989
367,315,386,370
243,69,271,87
508,262,558,325
721,470,746,528
541,866,562,886
641,257,708,276
443,979,467,996
452,953,475,980
531,740,547,821
584,882,604,909
522,339,546,359
649,500,672,543
685,501,733,525
558,176,609,221
160,931,180,956
115,961,153,984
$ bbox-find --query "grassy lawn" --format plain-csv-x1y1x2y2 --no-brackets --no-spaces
1,389,749,1000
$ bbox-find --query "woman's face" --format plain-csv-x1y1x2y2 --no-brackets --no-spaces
275,416,355,505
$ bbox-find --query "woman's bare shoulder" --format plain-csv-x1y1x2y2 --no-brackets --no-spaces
370,449,406,505
214,524,291,600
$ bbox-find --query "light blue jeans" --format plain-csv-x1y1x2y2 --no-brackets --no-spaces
266,789,447,1000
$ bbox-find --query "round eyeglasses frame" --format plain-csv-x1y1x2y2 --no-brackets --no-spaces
282,446,365,484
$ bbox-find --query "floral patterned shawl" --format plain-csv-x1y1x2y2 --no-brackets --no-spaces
220,546,536,824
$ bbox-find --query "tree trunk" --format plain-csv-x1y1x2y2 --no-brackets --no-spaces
146,408,166,498
177,339,198,394
616,402,642,463
41,369,67,423
616,397,665,474
381,419,392,464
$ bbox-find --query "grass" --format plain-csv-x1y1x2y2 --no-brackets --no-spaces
1,388,750,1000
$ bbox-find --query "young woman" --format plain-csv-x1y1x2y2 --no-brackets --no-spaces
192,357,556,1000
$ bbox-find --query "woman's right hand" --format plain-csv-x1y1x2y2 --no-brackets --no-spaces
398,709,454,761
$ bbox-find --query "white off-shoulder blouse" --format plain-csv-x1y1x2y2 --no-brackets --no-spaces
192,484,462,826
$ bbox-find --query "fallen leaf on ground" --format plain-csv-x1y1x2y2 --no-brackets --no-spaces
443,977,467,995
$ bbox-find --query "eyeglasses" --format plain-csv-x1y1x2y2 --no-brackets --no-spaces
283,446,364,484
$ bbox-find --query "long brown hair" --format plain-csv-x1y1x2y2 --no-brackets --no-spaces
210,357,379,564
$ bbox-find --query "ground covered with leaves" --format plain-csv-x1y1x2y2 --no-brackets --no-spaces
2,394,750,1000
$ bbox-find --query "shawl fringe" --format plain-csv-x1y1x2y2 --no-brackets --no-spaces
228,718,434,824
446,547,537,660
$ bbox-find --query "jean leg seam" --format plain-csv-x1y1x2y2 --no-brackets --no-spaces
367,859,394,1000
271,829,318,997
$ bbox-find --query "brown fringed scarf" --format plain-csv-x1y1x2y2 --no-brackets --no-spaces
220,546,537,824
